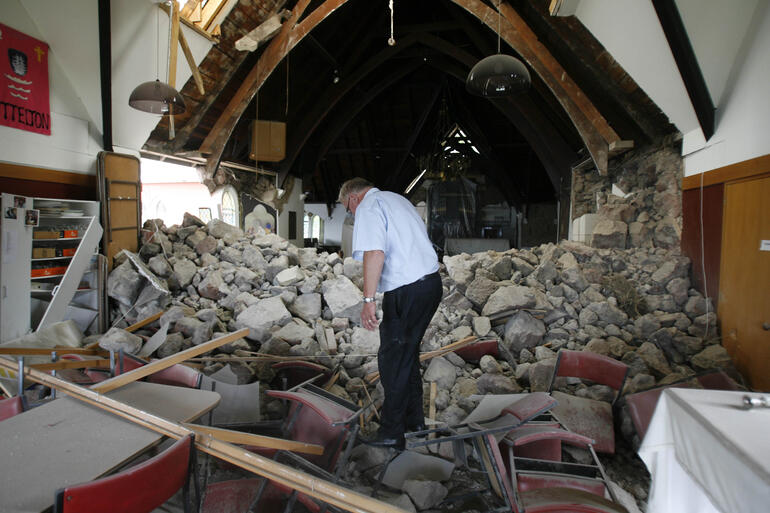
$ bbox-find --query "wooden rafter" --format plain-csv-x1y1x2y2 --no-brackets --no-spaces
200,0,351,178
450,0,623,175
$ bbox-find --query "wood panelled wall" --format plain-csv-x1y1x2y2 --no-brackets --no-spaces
681,154,770,309
0,163,97,200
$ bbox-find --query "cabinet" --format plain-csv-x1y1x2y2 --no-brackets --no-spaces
1,193,104,342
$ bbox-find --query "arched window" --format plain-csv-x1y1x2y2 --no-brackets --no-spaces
217,185,239,227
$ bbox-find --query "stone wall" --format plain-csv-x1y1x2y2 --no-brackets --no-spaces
571,138,683,250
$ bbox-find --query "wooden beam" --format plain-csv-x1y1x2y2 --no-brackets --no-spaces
651,0,714,140
681,153,770,190
125,310,165,333
31,359,110,372
0,163,96,187
0,358,408,513
92,329,248,393
181,423,324,455
168,0,181,88
0,347,103,356
366,336,479,383
178,19,205,95
450,0,618,175
200,0,351,178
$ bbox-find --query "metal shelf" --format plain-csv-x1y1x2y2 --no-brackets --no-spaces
33,237,84,243
31,256,74,261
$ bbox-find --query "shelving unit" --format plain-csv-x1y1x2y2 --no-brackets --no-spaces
0,194,105,342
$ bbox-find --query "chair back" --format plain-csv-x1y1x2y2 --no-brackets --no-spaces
0,396,23,422
54,434,194,513
549,350,628,402
501,392,558,423
267,388,356,471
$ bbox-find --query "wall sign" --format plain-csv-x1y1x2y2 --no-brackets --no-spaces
760,240,770,252
0,23,50,135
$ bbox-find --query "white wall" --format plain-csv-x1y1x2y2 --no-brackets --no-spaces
278,177,304,247
304,203,346,246
0,0,212,171
576,0,770,176
679,1,770,175
0,0,100,174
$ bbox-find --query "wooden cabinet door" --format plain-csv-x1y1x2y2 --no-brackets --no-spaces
97,152,141,270
719,175,770,390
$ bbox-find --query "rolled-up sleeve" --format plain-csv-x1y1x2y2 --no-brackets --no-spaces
352,199,387,261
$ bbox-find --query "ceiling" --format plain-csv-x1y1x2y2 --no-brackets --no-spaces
142,0,675,206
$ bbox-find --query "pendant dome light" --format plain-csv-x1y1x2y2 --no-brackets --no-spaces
129,79,186,114
129,2,186,115
466,1,530,97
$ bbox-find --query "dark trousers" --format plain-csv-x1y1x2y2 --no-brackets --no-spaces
377,271,442,438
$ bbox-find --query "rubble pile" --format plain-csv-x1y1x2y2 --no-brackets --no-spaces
105,213,738,510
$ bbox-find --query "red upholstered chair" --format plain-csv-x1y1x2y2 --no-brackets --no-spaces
0,395,24,422
547,350,628,454
54,434,196,513
271,360,332,390
624,369,740,444
80,354,202,389
474,432,628,513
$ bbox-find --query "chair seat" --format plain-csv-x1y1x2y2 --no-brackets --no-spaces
521,486,628,513
550,392,615,454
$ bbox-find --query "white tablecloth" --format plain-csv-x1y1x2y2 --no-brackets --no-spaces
638,388,770,513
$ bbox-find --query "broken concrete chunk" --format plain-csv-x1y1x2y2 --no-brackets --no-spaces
107,260,143,306
289,292,322,323
481,285,537,316
98,327,142,354
423,357,457,390
235,296,292,341
207,219,244,239
402,479,448,510
322,276,363,322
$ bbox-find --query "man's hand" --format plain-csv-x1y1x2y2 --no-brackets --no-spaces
361,301,379,331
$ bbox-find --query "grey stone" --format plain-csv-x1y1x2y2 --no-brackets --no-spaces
636,342,672,377
99,328,142,354
476,373,521,394
479,355,501,374
684,296,713,318
481,286,537,316
195,235,217,255
534,345,557,361
157,332,184,358
424,357,457,390
174,317,213,345
587,302,628,326
219,246,243,264
691,345,733,370
473,316,491,337
207,219,244,239
666,277,690,305
107,260,144,306
591,219,627,249
276,266,305,286
265,255,290,282
350,327,380,354
147,255,172,277
273,322,315,345
185,229,206,249
528,359,556,391
533,261,559,284
465,277,501,308
561,267,589,292
198,270,228,300
242,246,267,269
490,256,513,280
503,311,546,353
173,259,197,288
403,480,448,510
321,276,363,322
289,293,322,323
200,253,218,267
235,296,292,341
654,217,679,249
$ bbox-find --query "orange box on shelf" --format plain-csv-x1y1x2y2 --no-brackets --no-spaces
61,248,76,257
31,266,68,278
62,230,78,238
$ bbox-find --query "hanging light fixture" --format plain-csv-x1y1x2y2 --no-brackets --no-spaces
466,1,530,97
129,79,186,114
129,2,186,115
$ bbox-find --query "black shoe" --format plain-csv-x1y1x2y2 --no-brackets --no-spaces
359,434,405,450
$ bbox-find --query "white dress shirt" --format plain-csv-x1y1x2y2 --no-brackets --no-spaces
352,188,438,292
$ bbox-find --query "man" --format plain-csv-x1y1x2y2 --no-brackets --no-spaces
339,177,442,449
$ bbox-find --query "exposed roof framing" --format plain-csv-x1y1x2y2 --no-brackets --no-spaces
143,0,675,204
